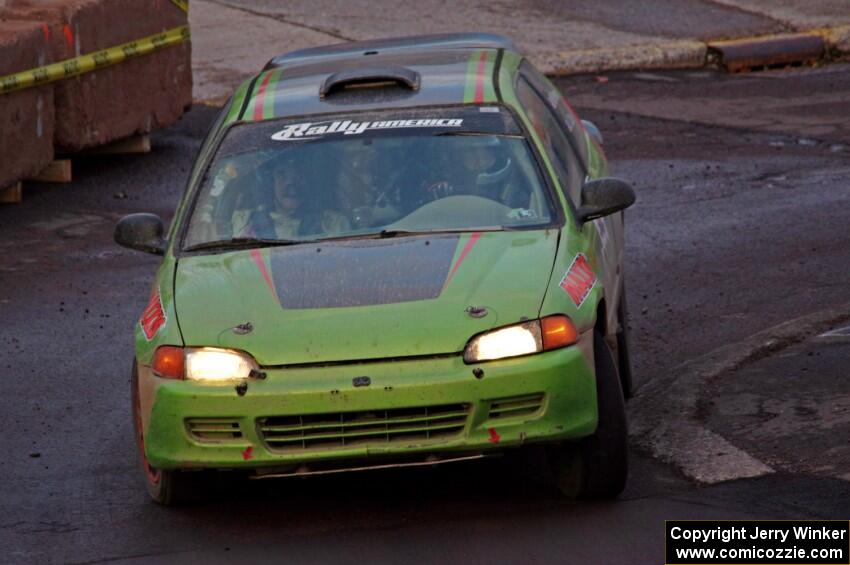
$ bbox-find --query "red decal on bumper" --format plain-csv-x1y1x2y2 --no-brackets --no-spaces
241,446,253,460
488,427,501,444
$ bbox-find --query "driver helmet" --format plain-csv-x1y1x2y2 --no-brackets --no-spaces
461,136,513,187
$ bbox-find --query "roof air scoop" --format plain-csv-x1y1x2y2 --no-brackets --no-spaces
320,66,420,98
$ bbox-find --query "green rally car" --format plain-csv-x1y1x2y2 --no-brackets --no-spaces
115,33,636,505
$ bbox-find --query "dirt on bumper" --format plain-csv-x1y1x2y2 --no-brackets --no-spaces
139,335,598,470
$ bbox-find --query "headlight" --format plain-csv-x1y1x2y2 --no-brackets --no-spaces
463,315,578,364
464,321,541,363
185,347,257,382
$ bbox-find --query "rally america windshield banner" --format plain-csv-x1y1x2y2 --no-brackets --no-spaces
214,106,524,160
272,118,464,141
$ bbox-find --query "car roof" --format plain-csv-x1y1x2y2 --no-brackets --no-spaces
224,33,524,124
263,33,519,70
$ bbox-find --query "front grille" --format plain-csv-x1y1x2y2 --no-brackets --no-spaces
186,418,243,442
487,393,545,420
258,404,470,452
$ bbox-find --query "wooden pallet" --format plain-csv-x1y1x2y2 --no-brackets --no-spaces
2,134,152,204
27,159,72,183
0,182,22,204
85,133,151,155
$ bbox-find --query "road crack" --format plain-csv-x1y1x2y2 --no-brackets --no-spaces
702,0,794,32
200,0,354,42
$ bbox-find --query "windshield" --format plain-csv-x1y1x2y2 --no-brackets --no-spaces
184,106,556,250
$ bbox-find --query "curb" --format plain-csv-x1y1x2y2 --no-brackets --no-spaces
823,24,850,55
191,25,850,104
542,25,850,77
543,40,706,76
628,303,850,484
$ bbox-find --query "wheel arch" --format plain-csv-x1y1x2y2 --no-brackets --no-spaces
594,296,632,398
595,298,608,338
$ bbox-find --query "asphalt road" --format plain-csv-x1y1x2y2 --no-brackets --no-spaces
706,331,850,480
1,65,849,563
211,0,785,41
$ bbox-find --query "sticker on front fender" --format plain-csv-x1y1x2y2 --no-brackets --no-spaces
559,253,597,308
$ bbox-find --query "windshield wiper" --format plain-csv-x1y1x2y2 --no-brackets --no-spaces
378,227,508,238
186,228,511,250
434,131,524,139
184,237,307,252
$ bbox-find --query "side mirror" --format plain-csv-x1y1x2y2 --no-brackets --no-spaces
577,177,636,224
114,213,166,255
581,120,604,146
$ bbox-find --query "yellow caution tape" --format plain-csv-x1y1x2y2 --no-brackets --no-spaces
0,25,190,96
170,0,189,13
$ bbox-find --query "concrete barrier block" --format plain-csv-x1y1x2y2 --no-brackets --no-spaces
3,0,192,152
0,19,55,191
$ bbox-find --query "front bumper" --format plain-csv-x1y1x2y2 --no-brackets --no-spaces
141,334,598,470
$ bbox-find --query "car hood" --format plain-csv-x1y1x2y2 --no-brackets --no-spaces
174,230,559,366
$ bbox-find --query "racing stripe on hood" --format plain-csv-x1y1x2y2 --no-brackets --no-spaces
250,248,280,306
269,236,460,309
443,231,481,289
463,50,497,103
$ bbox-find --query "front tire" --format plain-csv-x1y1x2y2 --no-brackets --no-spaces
131,362,204,506
547,330,628,499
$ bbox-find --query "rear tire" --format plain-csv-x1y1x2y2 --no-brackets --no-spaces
546,330,628,499
131,362,205,506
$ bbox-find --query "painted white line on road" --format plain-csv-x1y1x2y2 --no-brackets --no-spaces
642,422,773,483
818,324,850,337
630,302,850,484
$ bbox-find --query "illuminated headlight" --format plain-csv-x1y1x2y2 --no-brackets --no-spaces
463,321,542,363
463,316,579,364
185,347,257,382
